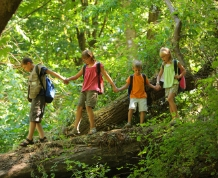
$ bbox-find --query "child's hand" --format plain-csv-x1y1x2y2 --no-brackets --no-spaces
174,75,180,80
113,86,119,93
64,79,69,84
156,84,161,91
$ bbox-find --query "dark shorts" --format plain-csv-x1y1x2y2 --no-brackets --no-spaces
78,91,98,109
29,95,45,123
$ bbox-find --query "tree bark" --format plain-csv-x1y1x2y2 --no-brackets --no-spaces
122,0,137,64
0,127,152,178
164,0,185,66
0,0,22,36
147,5,160,40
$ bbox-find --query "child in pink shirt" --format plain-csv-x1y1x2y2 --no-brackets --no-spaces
65,50,117,134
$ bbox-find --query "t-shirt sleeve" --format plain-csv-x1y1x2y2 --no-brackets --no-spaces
40,66,48,76
126,76,130,84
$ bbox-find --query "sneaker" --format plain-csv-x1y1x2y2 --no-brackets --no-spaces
123,123,132,128
88,128,97,135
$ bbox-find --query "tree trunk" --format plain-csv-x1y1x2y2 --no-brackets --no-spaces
164,0,185,66
0,0,22,36
147,5,160,40
0,127,152,178
122,0,137,65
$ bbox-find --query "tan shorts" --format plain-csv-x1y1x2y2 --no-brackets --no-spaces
78,91,98,109
165,84,179,98
29,95,45,123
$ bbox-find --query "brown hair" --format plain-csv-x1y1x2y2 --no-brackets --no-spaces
21,57,33,65
132,60,142,68
81,49,95,60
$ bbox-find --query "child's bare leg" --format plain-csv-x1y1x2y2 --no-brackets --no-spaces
27,122,36,140
74,106,83,131
140,111,145,124
86,106,95,129
167,93,179,119
36,123,45,138
128,109,134,124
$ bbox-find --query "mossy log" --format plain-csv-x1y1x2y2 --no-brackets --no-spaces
0,127,153,178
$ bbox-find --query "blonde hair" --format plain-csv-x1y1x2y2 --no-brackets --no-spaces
132,60,142,68
159,47,172,60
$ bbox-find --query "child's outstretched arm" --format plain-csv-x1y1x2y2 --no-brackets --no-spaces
175,62,186,80
117,83,129,92
100,65,117,92
46,69,65,81
156,66,163,90
148,83,158,91
146,78,158,91
65,68,83,84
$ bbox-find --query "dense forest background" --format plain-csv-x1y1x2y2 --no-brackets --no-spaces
0,0,218,177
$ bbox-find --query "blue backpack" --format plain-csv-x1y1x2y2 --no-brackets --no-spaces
36,65,55,103
128,74,147,97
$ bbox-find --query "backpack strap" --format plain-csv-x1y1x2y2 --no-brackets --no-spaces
128,75,134,96
142,74,146,83
83,64,87,78
96,62,101,75
130,74,133,87
173,59,178,75
35,64,45,91
142,74,146,92
96,62,101,90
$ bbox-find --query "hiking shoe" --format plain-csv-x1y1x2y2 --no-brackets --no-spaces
88,128,97,135
20,138,34,147
123,123,132,128
39,137,48,143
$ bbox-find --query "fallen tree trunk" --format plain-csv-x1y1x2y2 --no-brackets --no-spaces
1,120,217,178
0,127,153,178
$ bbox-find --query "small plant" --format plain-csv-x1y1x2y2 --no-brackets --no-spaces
65,159,110,178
